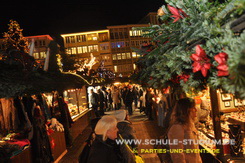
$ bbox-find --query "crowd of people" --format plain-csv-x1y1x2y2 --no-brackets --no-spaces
89,85,155,120
82,96,203,163
85,84,206,163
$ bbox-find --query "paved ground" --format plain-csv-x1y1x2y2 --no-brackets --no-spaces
59,108,165,163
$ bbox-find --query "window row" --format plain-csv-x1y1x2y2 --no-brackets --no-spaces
64,32,109,44
33,52,47,59
66,45,99,54
112,52,140,60
110,31,129,39
100,55,111,63
112,52,131,60
110,40,150,49
129,30,149,37
114,64,133,72
34,40,46,47
111,42,129,48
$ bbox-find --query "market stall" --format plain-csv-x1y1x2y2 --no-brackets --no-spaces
63,87,93,139
131,0,245,162
0,20,88,162
197,90,245,162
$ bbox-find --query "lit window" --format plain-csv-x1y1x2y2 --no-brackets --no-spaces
88,45,93,52
40,52,46,59
77,47,82,53
132,52,137,58
129,30,142,36
129,31,133,36
122,53,126,59
126,53,131,59
88,45,98,52
112,54,117,60
71,47,77,54
33,52,39,59
133,64,136,70
87,33,97,41
93,45,98,52
114,66,118,72
66,48,72,54
82,46,88,53
117,53,122,60
77,46,88,53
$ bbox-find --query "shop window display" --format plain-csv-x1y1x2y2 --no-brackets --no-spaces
193,89,245,159
63,86,89,120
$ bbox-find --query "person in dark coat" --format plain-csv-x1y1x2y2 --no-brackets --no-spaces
98,89,105,116
90,89,100,118
87,116,124,163
114,110,137,149
145,88,154,120
124,87,134,115
114,110,136,163
107,88,113,111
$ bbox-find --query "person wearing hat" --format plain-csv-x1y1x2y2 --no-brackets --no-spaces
114,110,137,163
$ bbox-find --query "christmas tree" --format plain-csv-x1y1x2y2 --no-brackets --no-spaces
2,20,36,71
3,20,29,53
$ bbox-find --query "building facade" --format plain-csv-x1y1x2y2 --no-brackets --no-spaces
25,35,53,65
61,30,112,72
61,12,159,77
0,35,53,65
107,24,151,76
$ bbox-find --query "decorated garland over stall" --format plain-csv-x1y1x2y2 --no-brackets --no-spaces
132,0,245,99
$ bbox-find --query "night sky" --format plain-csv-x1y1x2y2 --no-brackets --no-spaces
0,1,164,44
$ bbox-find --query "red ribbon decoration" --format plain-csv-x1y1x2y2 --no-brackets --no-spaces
167,5,187,23
190,45,211,77
214,52,229,76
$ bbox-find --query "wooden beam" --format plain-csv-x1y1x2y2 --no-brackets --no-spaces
209,88,226,162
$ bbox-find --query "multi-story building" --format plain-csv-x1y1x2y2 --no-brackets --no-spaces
61,29,112,71
61,12,159,77
107,24,152,76
0,35,53,65
25,35,54,65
